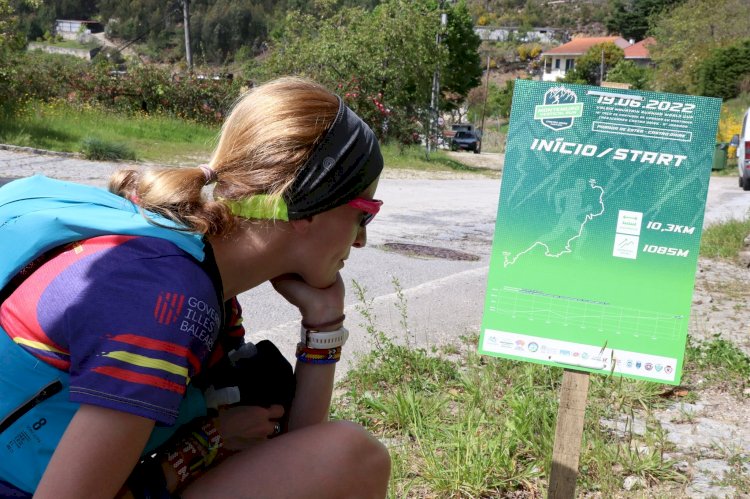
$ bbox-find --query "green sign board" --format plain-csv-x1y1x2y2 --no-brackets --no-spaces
479,80,721,385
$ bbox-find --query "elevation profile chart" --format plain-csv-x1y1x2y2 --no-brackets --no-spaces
479,80,721,384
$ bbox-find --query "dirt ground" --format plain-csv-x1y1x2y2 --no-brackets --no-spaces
444,150,504,170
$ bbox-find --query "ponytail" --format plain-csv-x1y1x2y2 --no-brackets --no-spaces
109,166,236,236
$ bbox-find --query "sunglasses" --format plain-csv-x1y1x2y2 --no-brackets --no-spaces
347,198,383,227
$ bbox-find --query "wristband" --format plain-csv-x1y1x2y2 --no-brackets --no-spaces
296,343,342,364
300,324,349,349
191,420,223,467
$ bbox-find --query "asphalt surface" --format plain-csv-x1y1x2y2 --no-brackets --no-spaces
2,147,749,377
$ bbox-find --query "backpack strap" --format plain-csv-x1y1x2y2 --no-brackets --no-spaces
0,175,206,291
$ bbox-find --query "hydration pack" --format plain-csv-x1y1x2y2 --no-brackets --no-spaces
0,176,210,492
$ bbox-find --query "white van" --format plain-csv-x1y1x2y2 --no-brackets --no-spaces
732,107,750,190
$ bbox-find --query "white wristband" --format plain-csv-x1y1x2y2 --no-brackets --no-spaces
300,324,349,349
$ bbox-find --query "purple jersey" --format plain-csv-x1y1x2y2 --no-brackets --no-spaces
0,235,222,424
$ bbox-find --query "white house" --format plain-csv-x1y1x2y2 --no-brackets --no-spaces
540,36,633,81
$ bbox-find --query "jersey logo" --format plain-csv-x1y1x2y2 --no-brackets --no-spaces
154,292,186,325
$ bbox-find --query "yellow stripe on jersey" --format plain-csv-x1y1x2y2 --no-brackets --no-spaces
104,351,188,378
13,337,68,355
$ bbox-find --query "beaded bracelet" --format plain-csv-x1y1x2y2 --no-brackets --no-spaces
191,420,223,467
296,343,342,364
166,419,223,484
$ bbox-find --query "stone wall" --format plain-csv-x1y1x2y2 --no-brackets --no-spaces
27,42,100,60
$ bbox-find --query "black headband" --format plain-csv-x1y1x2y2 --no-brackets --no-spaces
284,97,383,219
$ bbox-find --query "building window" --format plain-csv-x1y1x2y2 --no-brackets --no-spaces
565,59,575,70
554,58,560,69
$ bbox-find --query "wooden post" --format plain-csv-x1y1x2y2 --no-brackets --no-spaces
548,369,590,499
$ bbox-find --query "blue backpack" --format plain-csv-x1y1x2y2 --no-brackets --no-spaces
0,175,210,492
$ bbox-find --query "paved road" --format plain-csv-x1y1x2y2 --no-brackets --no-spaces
2,148,749,376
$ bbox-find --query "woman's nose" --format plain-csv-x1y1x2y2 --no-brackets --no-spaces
352,225,367,248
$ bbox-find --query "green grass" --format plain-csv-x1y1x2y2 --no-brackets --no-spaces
1,100,493,175
333,282,717,497
722,93,750,120
699,216,750,260
380,143,494,176
40,39,100,50
683,335,750,393
0,100,218,165
80,136,137,161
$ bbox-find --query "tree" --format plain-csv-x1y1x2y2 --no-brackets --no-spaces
695,39,750,100
605,0,684,40
466,78,516,125
1,0,41,116
562,43,624,86
2,0,41,47
605,59,653,89
98,0,277,64
0,0,16,47
256,0,482,144
649,0,750,93
441,1,482,112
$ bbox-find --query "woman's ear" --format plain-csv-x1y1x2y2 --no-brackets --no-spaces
289,217,314,234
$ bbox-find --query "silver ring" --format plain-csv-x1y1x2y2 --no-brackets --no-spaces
273,422,281,435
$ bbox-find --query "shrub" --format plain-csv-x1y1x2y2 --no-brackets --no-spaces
1,50,242,126
695,39,750,100
80,137,137,161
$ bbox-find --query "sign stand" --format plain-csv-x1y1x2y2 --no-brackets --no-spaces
548,369,590,499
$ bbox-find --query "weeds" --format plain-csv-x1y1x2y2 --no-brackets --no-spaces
683,335,750,393
80,137,137,161
334,284,685,497
699,216,750,260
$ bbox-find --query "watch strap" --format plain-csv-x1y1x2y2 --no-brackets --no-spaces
300,325,349,349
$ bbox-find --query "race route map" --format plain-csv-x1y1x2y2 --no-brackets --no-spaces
503,178,604,266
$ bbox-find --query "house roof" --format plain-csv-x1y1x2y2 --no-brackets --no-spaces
623,37,656,59
542,36,630,56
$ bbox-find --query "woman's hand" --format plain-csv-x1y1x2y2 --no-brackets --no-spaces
214,404,285,451
271,273,345,327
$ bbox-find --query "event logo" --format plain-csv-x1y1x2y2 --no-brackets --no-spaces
534,86,583,131
528,342,539,352
645,363,653,371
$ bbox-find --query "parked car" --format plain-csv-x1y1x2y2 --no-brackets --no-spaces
732,107,750,190
451,123,475,134
450,131,481,154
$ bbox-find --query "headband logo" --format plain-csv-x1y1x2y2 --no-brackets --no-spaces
322,157,336,170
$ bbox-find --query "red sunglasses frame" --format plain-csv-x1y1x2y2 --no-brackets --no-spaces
347,198,383,226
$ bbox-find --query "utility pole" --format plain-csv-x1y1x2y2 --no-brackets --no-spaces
427,6,448,157
599,48,604,85
479,53,491,145
183,0,192,71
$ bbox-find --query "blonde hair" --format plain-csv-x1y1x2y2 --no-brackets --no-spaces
109,77,340,236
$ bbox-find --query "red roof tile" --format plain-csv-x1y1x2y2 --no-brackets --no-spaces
543,36,630,56
623,37,656,59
